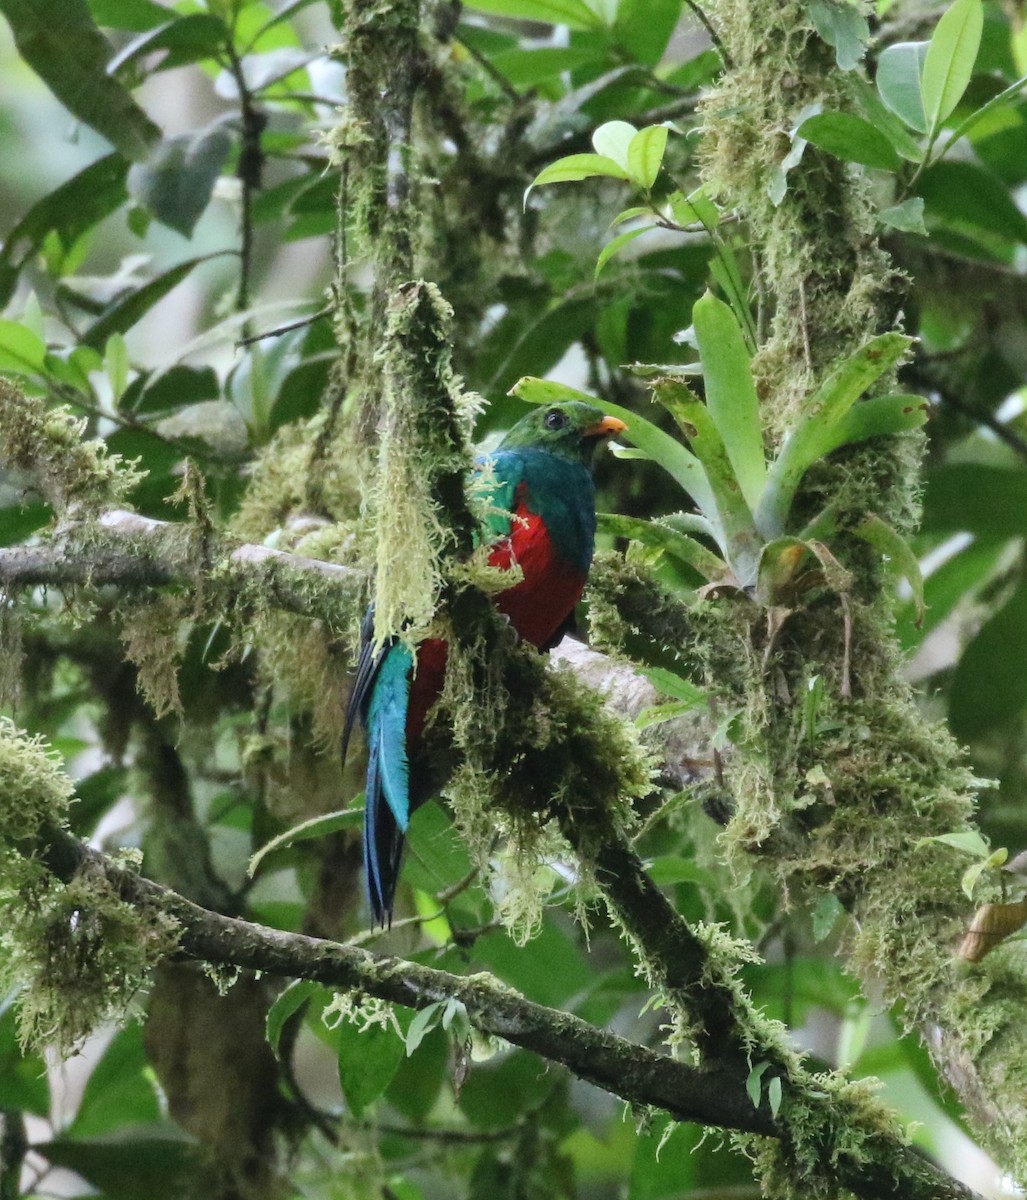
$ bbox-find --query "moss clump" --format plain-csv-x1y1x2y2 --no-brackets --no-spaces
733,1072,913,1200
230,414,363,545
438,605,653,940
0,718,75,840
119,594,190,719
0,722,177,1052
5,863,177,1053
0,379,141,517
700,1,896,439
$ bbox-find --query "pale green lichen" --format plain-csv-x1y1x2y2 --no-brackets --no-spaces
371,281,483,648
0,379,142,516
119,594,189,719
0,720,177,1053
0,717,74,839
230,414,363,546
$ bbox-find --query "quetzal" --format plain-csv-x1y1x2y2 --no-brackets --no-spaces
342,401,626,925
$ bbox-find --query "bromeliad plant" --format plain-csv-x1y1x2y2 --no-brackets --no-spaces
512,291,928,610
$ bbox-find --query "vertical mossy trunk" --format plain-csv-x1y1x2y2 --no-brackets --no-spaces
699,0,1027,1182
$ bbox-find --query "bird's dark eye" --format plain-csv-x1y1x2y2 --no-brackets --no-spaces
544,407,567,431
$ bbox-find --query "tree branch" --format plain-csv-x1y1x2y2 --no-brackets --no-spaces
0,510,362,627
15,822,985,1200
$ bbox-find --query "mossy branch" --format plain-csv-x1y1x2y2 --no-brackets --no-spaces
0,381,141,517
0,509,361,626
2,813,985,1200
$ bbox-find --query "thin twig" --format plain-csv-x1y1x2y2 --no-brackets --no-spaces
455,31,522,103
684,0,734,69
839,593,853,700
235,307,331,348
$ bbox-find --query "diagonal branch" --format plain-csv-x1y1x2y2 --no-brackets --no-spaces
15,821,984,1200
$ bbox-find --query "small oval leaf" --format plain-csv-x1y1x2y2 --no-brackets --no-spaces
797,111,902,171
921,0,983,133
877,41,929,132
626,124,668,188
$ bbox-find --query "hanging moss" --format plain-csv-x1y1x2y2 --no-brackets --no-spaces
371,281,482,646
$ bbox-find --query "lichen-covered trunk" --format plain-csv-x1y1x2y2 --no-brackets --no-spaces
700,0,1027,1181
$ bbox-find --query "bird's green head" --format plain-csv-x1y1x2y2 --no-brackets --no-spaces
497,401,627,467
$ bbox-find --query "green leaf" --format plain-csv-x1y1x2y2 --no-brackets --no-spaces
68,1025,159,1139
637,665,708,706
962,848,1008,900
635,698,708,729
592,119,638,168
626,124,668,189
248,805,364,877
797,111,902,171
923,465,1027,535
463,0,602,29
746,1061,770,1107
337,1020,406,1118
457,1050,559,1130
668,186,720,229
946,71,1027,149
509,376,717,517
878,196,927,234
897,535,1004,651
806,0,869,70
597,511,727,581
877,41,929,132
82,256,214,349
104,332,130,400
768,102,820,204
614,0,682,66
524,153,632,204
812,893,845,942
846,73,925,161
757,537,815,605
826,392,928,448
611,205,653,227
0,154,129,306
266,980,322,1055
0,998,49,1115
490,44,595,86
852,515,924,624
0,0,161,160
0,318,46,376
89,0,170,27
707,238,757,348
921,0,983,135
39,1129,200,1200
768,1075,783,1118
646,856,716,886
950,581,1027,738
595,225,654,279
405,1002,444,1056
654,379,763,583
917,159,1027,245
107,13,228,74
915,830,991,857
128,126,232,237
755,333,912,536
692,291,767,510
